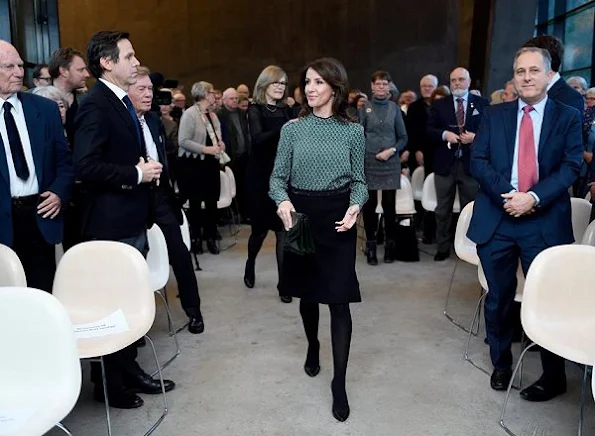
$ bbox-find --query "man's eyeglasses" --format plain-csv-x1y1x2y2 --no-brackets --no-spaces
39,77,52,82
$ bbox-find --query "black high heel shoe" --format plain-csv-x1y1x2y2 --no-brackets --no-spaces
304,341,320,377
244,259,255,288
331,379,350,422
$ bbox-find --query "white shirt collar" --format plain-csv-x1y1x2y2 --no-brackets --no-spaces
0,94,22,113
518,95,548,115
453,91,469,102
547,72,561,91
98,78,128,103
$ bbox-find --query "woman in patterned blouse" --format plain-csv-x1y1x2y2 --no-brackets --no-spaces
269,58,368,422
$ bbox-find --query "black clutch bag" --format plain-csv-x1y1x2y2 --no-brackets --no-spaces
283,211,315,255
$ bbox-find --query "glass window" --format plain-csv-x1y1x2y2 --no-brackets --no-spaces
563,6,594,71
562,67,591,85
567,0,592,11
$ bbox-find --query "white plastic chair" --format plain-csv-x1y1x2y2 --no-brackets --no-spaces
571,197,592,244
0,243,26,286
500,245,595,436
181,210,201,271
0,286,81,436
53,241,168,436
225,166,237,199
585,191,591,202
217,170,238,249
147,225,181,372
395,175,416,215
224,166,242,235
421,172,461,213
581,220,595,246
411,166,425,201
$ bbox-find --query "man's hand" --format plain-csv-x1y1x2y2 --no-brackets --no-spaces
37,191,62,219
335,205,360,232
444,131,460,144
138,157,163,183
400,150,410,163
415,151,424,166
375,149,395,161
277,200,296,230
459,131,476,144
501,192,536,217
589,182,595,200
584,151,593,164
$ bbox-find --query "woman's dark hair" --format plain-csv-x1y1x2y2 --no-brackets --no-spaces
86,31,130,79
298,57,353,122
430,85,451,103
371,70,392,83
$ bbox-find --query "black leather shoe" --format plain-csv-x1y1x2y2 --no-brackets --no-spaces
366,241,378,266
206,239,220,255
304,341,320,377
331,379,350,422
520,379,566,402
434,251,450,261
490,368,512,391
93,387,144,409
124,371,176,394
188,315,204,334
244,259,255,288
280,296,293,303
384,240,395,264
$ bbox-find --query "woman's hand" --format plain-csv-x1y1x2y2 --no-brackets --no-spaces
335,205,360,232
205,145,222,156
375,149,395,161
277,200,296,230
218,141,226,152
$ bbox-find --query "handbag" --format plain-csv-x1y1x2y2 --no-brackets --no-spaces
283,211,315,255
219,151,231,165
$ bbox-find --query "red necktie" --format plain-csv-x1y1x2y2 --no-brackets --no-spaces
456,98,465,132
518,105,537,192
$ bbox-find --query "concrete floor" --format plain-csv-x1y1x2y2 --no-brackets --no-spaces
49,227,594,436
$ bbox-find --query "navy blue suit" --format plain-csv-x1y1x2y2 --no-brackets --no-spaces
468,98,582,379
0,92,74,291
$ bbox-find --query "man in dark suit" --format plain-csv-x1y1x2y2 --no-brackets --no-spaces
128,66,204,334
0,40,73,292
427,67,489,260
467,47,582,400
219,87,250,221
74,30,174,409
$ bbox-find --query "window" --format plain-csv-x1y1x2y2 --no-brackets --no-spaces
536,0,595,84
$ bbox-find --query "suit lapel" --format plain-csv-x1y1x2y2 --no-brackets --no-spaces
503,102,518,169
464,95,474,128
538,99,555,160
20,93,44,183
97,81,140,151
0,132,9,187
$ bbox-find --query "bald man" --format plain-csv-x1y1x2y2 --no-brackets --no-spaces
0,40,74,291
237,83,250,99
219,87,250,220
427,67,489,260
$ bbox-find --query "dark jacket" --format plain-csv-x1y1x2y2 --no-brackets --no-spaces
218,106,250,161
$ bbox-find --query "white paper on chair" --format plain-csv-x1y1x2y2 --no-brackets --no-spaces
73,309,130,339
0,410,34,435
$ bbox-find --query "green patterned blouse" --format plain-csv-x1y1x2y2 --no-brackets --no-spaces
269,114,368,207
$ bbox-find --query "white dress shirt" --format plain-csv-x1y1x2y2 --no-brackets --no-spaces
139,116,159,162
0,94,40,197
510,96,548,203
98,78,143,184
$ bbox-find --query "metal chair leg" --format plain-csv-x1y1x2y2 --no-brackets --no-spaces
143,335,169,436
152,290,181,375
464,290,490,375
500,342,536,436
578,365,589,436
56,422,74,436
443,259,477,334
220,208,238,251
100,356,112,436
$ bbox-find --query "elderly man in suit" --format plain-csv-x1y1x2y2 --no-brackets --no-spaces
427,67,489,260
468,47,582,400
128,66,204,334
0,40,73,292
74,30,175,409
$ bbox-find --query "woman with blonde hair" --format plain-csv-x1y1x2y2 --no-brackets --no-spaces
244,65,297,302
177,81,225,255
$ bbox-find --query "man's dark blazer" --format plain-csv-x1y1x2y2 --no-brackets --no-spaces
427,93,489,176
548,77,585,117
73,80,152,240
467,98,582,246
405,98,432,170
144,111,183,224
0,92,73,246
218,106,250,161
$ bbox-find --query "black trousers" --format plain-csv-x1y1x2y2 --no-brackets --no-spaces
11,195,56,293
154,190,201,318
362,189,396,242
62,183,84,251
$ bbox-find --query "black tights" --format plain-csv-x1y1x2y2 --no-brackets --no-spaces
247,226,285,293
362,189,396,241
299,300,352,399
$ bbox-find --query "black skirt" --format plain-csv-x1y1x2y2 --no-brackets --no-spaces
280,185,361,304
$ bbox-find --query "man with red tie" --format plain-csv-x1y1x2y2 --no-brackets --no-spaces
468,47,582,400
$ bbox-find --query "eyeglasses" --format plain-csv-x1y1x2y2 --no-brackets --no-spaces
39,77,52,81
271,81,288,87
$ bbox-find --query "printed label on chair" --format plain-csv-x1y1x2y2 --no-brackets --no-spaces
0,410,34,435
73,309,130,339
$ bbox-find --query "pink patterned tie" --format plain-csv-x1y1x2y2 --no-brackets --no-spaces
518,105,537,192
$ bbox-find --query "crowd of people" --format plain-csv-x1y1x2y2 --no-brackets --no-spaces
0,28,593,424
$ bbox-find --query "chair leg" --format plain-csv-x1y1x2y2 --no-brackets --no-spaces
500,342,537,436
578,364,589,436
152,289,181,375
100,356,113,436
191,250,202,271
55,422,73,436
143,335,169,436
220,208,238,251
443,259,476,335
463,290,490,375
